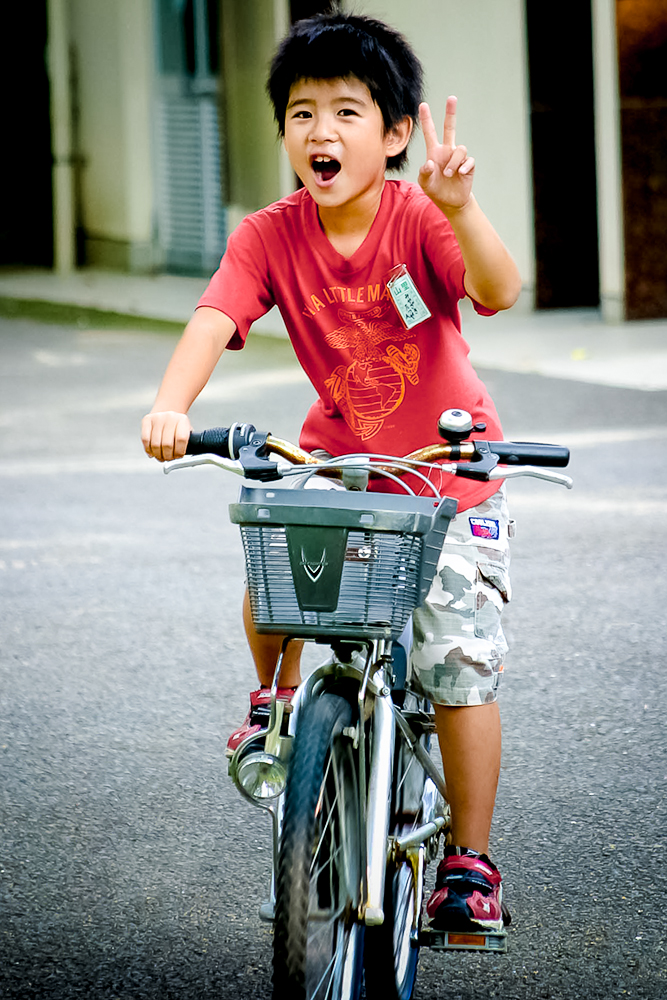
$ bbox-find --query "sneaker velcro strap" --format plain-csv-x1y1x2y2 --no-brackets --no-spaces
435,855,500,892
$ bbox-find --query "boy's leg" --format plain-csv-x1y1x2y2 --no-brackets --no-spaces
426,698,506,931
434,701,501,855
242,590,303,687
409,488,512,931
226,592,303,756
409,487,511,839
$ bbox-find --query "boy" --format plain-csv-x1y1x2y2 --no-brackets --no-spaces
142,12,521,933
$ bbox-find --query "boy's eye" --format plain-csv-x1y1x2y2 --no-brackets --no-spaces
338,108,358,117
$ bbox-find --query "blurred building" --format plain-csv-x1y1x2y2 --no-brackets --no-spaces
2,0,665,320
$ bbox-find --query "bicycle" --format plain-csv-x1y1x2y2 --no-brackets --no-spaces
164,409,572,1000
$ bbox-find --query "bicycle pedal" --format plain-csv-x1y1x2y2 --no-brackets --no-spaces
419,926,508,953
402,710,437,735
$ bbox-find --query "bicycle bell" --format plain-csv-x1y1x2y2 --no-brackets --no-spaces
437,408,486,444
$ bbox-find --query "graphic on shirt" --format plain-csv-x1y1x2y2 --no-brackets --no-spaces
323,306,420,441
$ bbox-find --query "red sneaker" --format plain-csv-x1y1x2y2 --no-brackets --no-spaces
426,847,509,933
225,687,296,758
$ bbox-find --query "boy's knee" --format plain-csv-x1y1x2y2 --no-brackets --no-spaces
410,649,503,707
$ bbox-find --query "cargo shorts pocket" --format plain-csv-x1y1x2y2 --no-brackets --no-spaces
474,554,511,643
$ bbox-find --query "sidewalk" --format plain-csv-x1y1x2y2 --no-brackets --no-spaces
1,267,666,391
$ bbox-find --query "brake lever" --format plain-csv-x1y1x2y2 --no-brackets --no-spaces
237,439,280,481
489,466,573,489
453,440,498,481
163,455,246,475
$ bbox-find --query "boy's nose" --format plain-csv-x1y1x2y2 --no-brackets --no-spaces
308,115,337,142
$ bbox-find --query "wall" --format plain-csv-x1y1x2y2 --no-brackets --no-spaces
344,0,535,301
221,0,289,230
70,0,155,270
592,0,625,321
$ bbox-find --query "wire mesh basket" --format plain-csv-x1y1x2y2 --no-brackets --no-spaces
229,487,457,639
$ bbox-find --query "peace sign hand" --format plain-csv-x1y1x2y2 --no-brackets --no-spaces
418,97,475,213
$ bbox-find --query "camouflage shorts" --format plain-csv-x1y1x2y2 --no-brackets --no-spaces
408,486,513,707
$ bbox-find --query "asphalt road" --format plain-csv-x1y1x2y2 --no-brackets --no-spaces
1,314,666,999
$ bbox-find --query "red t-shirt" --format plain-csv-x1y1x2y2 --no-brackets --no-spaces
198,180,503,510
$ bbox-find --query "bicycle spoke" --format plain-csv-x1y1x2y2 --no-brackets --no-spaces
396,754,417,798
309,924,357,1000
307,902,348,926
311,839,344,884
314,756,334,819
309,950,338,999
313,785,337,852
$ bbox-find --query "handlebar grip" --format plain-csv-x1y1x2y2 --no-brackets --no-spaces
488,441,570,468
187,427,232,457
186,423,258,459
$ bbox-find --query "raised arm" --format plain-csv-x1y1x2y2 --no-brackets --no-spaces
418,97,521,312
141,306,236,461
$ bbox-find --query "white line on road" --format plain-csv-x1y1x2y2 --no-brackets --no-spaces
0,456,159,476
0,367,311,426
503,426,667,448
0,532,146,550
507,491,667,516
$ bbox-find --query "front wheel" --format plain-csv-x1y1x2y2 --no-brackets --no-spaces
273,692,364,1000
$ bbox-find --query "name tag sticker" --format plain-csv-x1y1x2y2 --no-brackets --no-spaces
386,264,432,330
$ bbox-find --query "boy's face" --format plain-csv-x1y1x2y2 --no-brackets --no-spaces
283,76,410,214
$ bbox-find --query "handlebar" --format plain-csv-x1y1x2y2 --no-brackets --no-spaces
171,411,572,491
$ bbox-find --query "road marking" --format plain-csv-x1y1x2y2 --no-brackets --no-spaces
503,426,667,448
507,491,667,515
33,350,87,368
0,456,157,476
0,532,147,569
0,532,145,550
471,352,667,391
0,555,103,570
0,367,311,425
199,367,310,401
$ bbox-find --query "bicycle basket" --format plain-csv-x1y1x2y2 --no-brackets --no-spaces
229,487,457,640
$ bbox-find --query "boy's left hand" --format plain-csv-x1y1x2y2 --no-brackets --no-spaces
418,97,474,213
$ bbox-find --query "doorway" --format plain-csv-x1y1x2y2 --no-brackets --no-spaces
617,0,667,319
525,0,600,309
0,1,53,267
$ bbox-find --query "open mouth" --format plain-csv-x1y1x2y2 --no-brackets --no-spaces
311,156,341,182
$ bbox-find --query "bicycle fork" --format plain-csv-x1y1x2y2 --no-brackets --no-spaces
360,648,449,930
363,691,394,925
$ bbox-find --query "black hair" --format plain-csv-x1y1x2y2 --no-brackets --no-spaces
267,12,424,171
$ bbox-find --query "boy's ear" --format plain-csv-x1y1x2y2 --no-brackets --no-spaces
385,116,413,157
